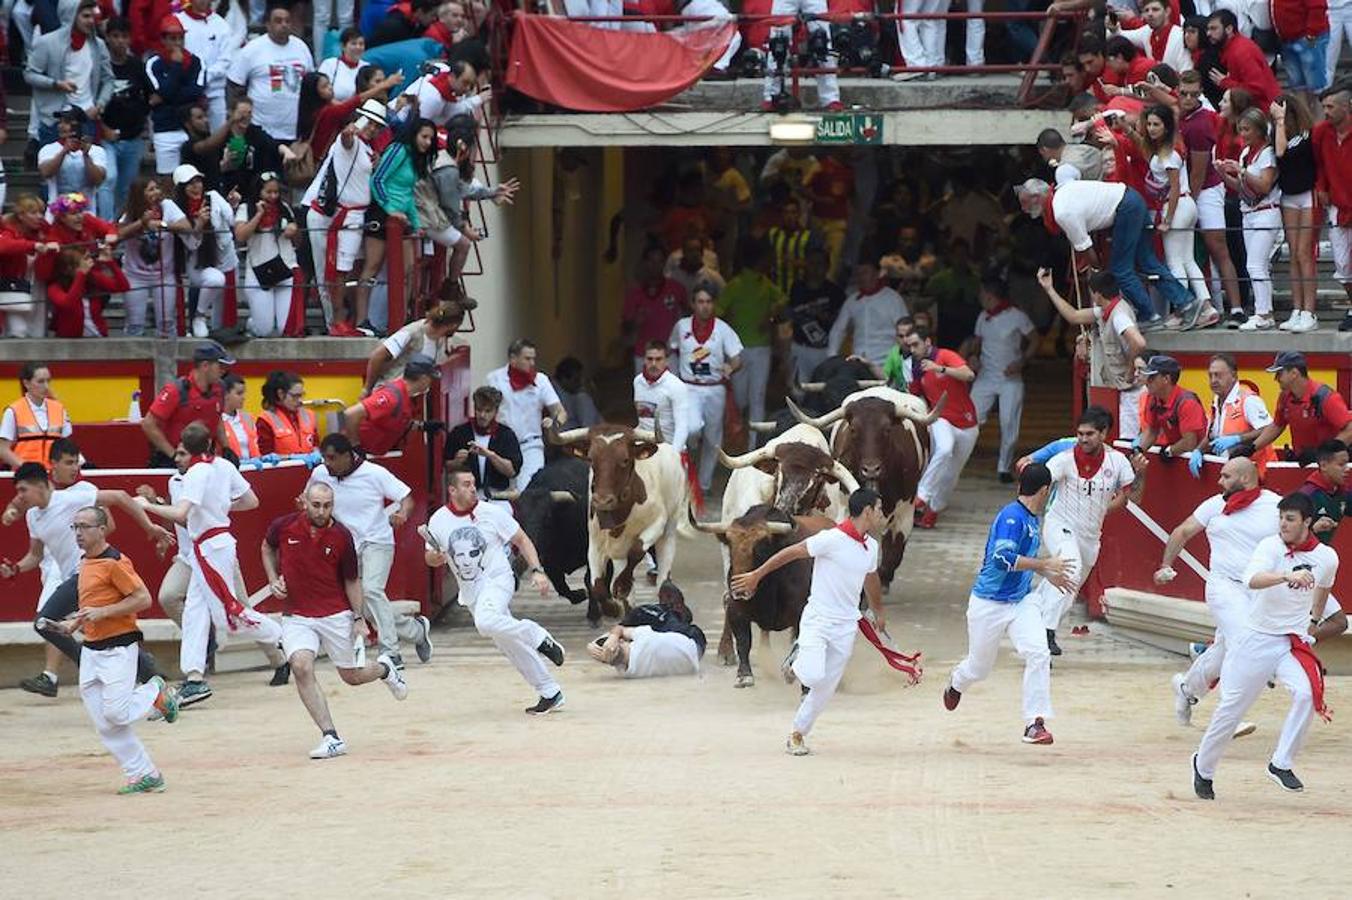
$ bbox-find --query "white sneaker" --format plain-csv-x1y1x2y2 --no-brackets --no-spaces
309,734,347,759
1171,673,1195,726
785,732,810,756
191,316,209,338
1289,310,1318,333
378,652,408,700
1237,314,1274,331
1278,311,1301,331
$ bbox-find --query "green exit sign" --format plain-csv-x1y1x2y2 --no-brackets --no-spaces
815,113,882,145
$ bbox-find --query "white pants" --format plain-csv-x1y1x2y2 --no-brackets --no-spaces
624,626,701,678
1182,577,1252,701
80,644,160,781
187,265,227,327
1032,523,1100,631
732,345,771,448
1162,195,1210,303
1194,629,1315,777
898,0,948,68
951,595,1053,724
686,384,727,491
790,609,858,736
4,301,43,338
152,130,187,175
180,534,283,676
792,343,830,383
122,270,177,337
516,437,545,491
763,0,840,106
964,0,985,65
1119,386,1144,440
1329,5,1352,85
160,557,284,667
471,584,560,698
562,0,621,29
360,542,423,656
1242,207,1282,316
307,206,366,326
243,268,293,337
313,0,355,50
971,374,1024,475
1195,183,1226,231
917,420,978,513
1330,209,1352,284
675,0,741,69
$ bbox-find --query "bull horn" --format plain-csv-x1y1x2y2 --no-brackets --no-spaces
763,522,794,534
786,397,845,431
631,428,658,443
548,426,591,446
856,379,886,388
718,446,773,470
748,421,779,434
800,381,826,392
686,503,727,534
489,489,520,501
897,391,948,427
831,460,860,494
548,491,575,503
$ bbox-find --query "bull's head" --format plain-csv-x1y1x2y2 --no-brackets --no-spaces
688,503,794,599
718,444,859,515
550,425,659,527
787,391,945,488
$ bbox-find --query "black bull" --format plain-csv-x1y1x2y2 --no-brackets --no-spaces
500,458,592,610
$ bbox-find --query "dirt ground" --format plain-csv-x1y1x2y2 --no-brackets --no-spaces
1,471,1349,899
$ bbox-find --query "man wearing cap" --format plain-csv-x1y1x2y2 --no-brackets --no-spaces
485,340,569,491
1015,178,1214,331
142,342,234,468
145,15,206,176
1134,355,1208,461
342,354,440,457
303,98,386,334
1252,351,1352,465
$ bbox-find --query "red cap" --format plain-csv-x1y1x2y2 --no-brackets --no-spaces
160,14,186,35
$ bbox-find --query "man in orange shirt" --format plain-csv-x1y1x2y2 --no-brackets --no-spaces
905,325,979,529
49,506,178,794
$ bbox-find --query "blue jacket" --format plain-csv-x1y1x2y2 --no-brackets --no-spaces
145,53,205,133
971,500,1042,603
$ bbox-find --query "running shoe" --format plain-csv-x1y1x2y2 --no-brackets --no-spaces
118,772,166,795
1022,717,1054,745
310,734,348,760
176,679,212,707
378,653,408,701
1266,763,1303,792
1193,754,1214,800
414,615,434,664
526,692,565,715
537,636,565,667
151,676,179,724
19,672,58,697
785,732,810,756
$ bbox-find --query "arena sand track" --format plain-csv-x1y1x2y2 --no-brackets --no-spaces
1,475,1348,898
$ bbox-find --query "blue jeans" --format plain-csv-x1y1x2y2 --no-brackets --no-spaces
1283,34,1331,92
1004,0,1041,62
104,137,146,216
1110,187,1192,321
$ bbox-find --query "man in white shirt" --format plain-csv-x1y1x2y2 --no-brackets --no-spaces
365,296,470,391
36,115,108,205
668,290,743,494
730,489,889,756
1192,492,1340,799
425,466,566,715
1155,457,1278,723
827,259,908,367
227,3,314,142
137,422,283,706
632,341,690,449
484,339,568,491
402,59,482,127
1029,406,1145,655
308,432,431,670
1110,0,1192,73
178,0,235,129
965,278,1036,482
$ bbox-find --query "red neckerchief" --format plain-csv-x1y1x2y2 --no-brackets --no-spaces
258,201,281,231
1305,471,1342,495
1284,533,1320,557
983,300,1011,320
71,30,87,50
339,54,361,69
1222,486,1261,515
1288,635,1332,721
1073,444,1105,479
690,316,715,345
186,195,204,218
857,280,884,298
424,20,457,47
1041,185,1061,236
188,453,214,467
837,518,868,546
641,368,664,385
1099,296,1121,323
507,366,536,391
447,499,478,521
429,72,458,102
1149,25,1169,63
182,6,210,20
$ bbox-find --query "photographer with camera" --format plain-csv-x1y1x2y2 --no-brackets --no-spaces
761,0,841,111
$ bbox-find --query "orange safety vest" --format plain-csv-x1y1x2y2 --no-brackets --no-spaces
221,410,260,460
1215,383,1276,473
261,408,317,455
6,397,67,466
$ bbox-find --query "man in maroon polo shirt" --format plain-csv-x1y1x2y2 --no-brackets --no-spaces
1205,10,1280,108
1134,355,1208,459
342,354,440,456
1253,351,1352,464
142,342,234,467
262,481,409,760
1313,83,1352,332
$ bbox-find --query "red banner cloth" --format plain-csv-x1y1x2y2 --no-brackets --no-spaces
506,12,737,112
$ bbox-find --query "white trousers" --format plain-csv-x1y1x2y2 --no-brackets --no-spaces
917,420,978,512
471,584,560,698
187,265,227,327
763,0,840,106
951,595,1053,724
515,437,545,491
1119,386,1144,440
731,345,771,448
152,130,187,175
161,556,284,667
686,384,727,492
791,609,858,736
677,0,742,70
306,206,366,327
792,343,830,383
4,302,43,338
971,374,1024,475
122,270,176,337
243,268,293,337
624,626,701,678
1182,576,1251,701
1241,207,1282,316
1194,629,1315,777
80,643,159,781
1162,195,1210,303
1032,523,1100,631
360,542,422,656
1330,210,1352,284
898,0,948,67
562,0,621,28
313,0,355,50
180,534,283,676
1329,5,1352,84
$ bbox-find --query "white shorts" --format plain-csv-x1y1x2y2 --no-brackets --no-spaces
624,626,700,678
282,610,358,668
1281,190,1314,210
1195,183,1226,231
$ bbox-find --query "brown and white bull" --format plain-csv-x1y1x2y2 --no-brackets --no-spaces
552,424,687,623
788,386,943,589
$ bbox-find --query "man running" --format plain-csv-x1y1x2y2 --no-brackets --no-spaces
137,422,282,705
424,465,566,715
262,482,409,759
730,488,889,757
944,463,1070,745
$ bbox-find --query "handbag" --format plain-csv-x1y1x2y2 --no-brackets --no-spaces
284,139,317,188
0,277,34,313
252,256,292,288
414,178,451,233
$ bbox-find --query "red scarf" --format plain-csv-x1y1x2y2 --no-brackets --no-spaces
186,195,204,219
1040,185,1061,236
983,300,1011,320
690,316,715,345
1222,486,1262,515
641,368,664,385
837,518,868,546
188,453,214,468
857,280,884,299
1305,471,1342,496
1284,533,1320,557
1099,296,1121,323
424,20,457,47
429,72,458,102
1149,25,1169,63
447,499,478,520
1288,635,1331,722
507,366,536,391
1073,444,1105,479
71,30,87,50
339,54,361,69
258,201,281,231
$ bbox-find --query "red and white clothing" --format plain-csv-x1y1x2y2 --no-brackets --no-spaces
227,34,314,141
118,200,187,337
1313,119,1352,285
913,348,978,515
633,368,689,449
485,366,563,491
317,54,363,102
622,278,688,369
178,7,235,128
1273,380,1352,457
267,511,362,668
1118,23,1191,73
303,129,375,327
0,219,46,337
971,305,1035,475
1146,149,1210,303
668,315,743,492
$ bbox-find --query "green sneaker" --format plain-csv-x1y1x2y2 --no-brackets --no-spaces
117,773,166,795
151,676,179,724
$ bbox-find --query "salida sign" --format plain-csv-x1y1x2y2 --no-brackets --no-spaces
815,113,882,145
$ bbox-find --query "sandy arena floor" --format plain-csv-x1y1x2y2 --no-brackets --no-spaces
1,474,1348,898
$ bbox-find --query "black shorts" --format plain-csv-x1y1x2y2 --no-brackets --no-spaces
363,202,390,240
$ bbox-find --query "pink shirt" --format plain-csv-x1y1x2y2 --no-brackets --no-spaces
622,278,688,358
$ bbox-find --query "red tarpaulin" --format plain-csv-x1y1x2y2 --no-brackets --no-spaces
506,11,737,112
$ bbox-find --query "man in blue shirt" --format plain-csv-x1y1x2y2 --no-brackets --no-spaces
943,463,1073,745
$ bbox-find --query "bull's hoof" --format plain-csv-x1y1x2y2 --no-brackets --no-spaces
601,598,625,619
566,589,587,606
734,673,755,688
719,652,736,667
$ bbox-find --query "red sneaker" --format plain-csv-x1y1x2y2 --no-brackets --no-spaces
942,685,961,711
917,509,939,529
1022,717,1053,745
913,498,929,521
824,100,844,112
328,321,356,337
760,99,775,112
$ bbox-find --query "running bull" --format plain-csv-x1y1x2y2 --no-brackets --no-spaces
492,457,591,609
